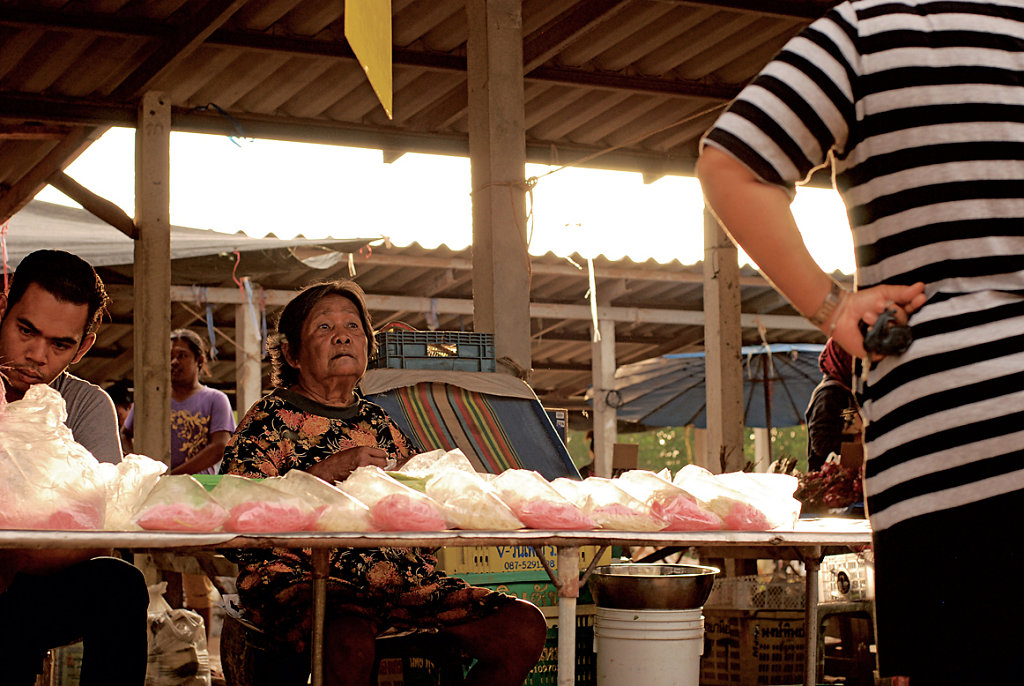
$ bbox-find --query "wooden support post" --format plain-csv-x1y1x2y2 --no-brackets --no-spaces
556,546,580,686
235,289,262,417
467,0,532,380
133,92,171,465
311,548,330,686
703,207,744,472
591,318,616,478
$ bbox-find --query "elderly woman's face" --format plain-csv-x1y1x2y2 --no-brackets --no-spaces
290,294,368,386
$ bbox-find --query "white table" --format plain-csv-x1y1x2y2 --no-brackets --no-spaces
0,518,871,686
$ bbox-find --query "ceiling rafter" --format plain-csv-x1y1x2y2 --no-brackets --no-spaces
0,7,743,100
109,0,248,100
522,0,633,71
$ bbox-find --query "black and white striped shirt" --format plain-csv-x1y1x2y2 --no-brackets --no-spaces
703,0,1024,531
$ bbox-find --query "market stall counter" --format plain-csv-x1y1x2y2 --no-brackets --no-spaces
0,518,871,686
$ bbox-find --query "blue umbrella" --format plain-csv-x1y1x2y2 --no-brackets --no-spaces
599,343,825,429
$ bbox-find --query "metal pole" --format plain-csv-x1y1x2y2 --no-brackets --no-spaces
556,546,580,686
804,551,821,686
311,548,330,686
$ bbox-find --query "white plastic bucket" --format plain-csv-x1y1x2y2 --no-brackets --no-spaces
594,607,704,686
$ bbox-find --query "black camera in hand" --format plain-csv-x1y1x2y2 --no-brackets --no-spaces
860,308,913,355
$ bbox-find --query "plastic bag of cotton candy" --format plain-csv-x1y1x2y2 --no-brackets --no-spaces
403,449,524,530
340,465,449,531
0,385,112,530
552,476,667,531
265,469,373,532
491,469,596,530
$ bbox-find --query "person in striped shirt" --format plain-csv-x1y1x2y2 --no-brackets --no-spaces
697,1,1024,682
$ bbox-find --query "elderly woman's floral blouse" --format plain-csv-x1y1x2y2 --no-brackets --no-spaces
220,388,512,651
224,388,417,477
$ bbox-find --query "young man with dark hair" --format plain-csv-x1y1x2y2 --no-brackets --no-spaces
0,249,149,685
0,249,123,462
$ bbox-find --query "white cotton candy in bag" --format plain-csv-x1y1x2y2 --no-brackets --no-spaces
104,453,168,530
399,448,477,478
426,469,523,530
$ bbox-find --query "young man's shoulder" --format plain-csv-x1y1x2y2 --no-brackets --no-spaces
49,372,111,410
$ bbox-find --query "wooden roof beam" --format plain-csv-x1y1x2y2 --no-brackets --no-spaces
48,171,137,238
0,126,102,223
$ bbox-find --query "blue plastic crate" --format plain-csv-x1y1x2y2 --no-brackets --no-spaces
371,331,496,372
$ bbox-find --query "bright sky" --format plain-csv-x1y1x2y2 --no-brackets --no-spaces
34,127,856,274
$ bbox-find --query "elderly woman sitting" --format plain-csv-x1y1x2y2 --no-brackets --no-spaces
220,280,546,686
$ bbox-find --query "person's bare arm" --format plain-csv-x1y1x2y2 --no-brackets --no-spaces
170,430,231,475
696,147,927,357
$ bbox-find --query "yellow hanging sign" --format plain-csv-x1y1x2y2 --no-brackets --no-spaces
345,0,393,120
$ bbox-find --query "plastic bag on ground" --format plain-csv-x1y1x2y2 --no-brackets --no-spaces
211,474,318,533
0,385,111,530
615,469,723,531
426,469,524,530
104,454,168,530
133,475,229,532
673,465,784,530
265,469,373,532
145,582,211,686
552,477,666,531
340,465,448,531
491,469,596,530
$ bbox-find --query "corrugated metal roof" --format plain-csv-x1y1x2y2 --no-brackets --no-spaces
0,0,838,221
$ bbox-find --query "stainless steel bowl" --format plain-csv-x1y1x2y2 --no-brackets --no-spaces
588,563,720,610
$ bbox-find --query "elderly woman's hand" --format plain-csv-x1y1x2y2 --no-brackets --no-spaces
306,445,391,483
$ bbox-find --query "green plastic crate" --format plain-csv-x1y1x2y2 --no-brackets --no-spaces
371,331,496,372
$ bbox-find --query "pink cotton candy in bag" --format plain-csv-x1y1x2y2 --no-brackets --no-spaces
493,469,596,530
515,499,595,529
370,492,449,531
719,500,772,530
225,501,318,533
212,474,318,533
133,475,229,531
267,470,373,532
651,496,724,531
136,502,230,532
341,466,449,531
